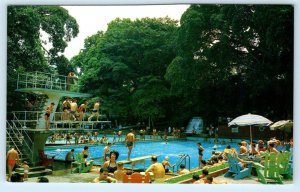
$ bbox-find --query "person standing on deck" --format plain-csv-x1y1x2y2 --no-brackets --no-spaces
70,99,78,121
117,130,122,142
61,97,71,125
66,71,78,91
112,131,117,143
152,128,157,140
88,101,100,121
168,126,172,135
82,146,91,166
125,129,135,160
77,101,87,122
22,161,29,181
198,142,204,168
104,142,112,161
66,133,72,145
6,147,20,181
45,102,55,130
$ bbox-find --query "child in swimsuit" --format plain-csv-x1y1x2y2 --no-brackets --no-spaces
22,161,29,181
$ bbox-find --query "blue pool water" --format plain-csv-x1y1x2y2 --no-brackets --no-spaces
45,139,239,170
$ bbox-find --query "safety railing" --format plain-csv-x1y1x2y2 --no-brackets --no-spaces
16,71,83,92
9,111,111,130
11,111,44,123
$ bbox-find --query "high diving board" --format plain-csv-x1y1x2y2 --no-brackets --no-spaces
119,155,159,171
16,88,91,98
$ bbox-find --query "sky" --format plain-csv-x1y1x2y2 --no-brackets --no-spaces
62,5,190,60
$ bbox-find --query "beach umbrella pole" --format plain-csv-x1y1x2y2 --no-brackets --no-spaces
250,125,252,144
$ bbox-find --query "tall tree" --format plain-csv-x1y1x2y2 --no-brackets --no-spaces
166,4,293,125
72,17,178,124
7,6,79,111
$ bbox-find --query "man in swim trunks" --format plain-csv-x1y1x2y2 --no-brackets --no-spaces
103,142,112,161
88,101,100,121
145,156,165,179
70,99,78,121
125,129,135,160
45,102,55,130
6,147,20,181
117,130,122,142
93,168,117,183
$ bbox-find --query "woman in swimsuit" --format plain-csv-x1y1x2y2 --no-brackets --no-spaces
103,150,119,176
198,142,204,168
82,146,90,166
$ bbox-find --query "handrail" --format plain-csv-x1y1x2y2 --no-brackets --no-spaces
173,154,191,172
16,71,83,92
12,113,34,146
9,111,44,123
6,121,25,160
10,114,34,159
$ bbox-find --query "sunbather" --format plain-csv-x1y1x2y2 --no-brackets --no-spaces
145,156,165,179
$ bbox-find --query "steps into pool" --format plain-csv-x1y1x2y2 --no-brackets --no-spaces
14,166,52,178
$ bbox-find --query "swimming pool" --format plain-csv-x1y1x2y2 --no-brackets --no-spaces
45,139,239,170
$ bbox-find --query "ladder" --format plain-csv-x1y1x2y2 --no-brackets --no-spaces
172,154,191,172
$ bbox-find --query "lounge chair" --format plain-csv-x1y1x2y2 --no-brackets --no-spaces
38,149,54,168
277,151,292,178
253,152,283,184
71,153,94,173
224,153,252,180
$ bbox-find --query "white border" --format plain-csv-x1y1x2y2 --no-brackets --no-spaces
1,0,299,192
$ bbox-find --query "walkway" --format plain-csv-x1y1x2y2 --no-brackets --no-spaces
23,166,293,184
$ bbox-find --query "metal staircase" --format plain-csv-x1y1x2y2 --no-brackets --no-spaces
6,119,34,163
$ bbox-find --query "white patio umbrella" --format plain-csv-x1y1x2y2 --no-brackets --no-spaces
228,113,273,143
270,120,293,133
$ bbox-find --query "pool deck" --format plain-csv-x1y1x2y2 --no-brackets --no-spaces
23,166,293,184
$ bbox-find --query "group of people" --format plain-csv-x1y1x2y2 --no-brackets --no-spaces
92,155,166,183
198,137,294,175
44,98,101,130
191,169,219,184
61,97,100,122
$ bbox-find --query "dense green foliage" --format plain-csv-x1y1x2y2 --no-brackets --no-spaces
72,5,293,127
7,6,79,111
71,17,178,124
165,5,293,125
8,5,293,128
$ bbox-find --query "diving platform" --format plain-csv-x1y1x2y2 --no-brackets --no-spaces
7,71,108,166
16,88,91,98
16,71,91,97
